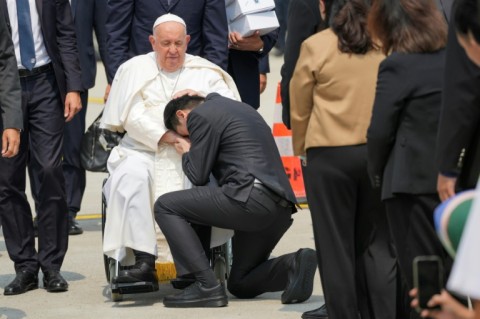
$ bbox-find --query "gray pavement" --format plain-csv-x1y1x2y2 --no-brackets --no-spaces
0,54,325,318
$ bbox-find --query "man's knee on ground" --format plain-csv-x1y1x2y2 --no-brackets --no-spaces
227,276,261,299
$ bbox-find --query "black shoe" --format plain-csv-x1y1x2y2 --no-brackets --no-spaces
4,270,38,295
69,218,83,235
114,261,158,284
163,281,228,308
281,248,317,304
302,304,328,319
43,270,68,292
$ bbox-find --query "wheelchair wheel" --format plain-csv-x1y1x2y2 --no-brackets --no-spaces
213,256,227,283
101,179,111,282
210,239,232,283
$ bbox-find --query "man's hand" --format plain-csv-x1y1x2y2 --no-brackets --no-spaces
229,31,264,52
259,73,267,94
159,130,182,145
410,289,474,319
172,89,202,99
437,173,457,202
104,84,111,103
64,91,82,122
2,129,20,158
174,137,191,155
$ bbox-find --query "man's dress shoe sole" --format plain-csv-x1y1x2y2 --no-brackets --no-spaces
282,248,317,304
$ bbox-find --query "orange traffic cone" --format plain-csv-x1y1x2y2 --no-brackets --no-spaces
272,83,306,203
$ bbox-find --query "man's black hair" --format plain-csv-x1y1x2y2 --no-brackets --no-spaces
454,0,480,43
164,95,205,131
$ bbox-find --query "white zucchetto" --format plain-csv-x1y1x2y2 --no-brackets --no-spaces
152,13,187,33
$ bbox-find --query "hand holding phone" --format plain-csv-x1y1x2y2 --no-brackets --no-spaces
413,255,444,312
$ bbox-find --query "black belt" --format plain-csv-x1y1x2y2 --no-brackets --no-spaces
18,63,52,77
253,183,293,208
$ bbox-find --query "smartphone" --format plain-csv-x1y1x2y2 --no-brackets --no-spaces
413,255,444,312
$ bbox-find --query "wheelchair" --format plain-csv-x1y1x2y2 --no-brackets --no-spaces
101,180,232,301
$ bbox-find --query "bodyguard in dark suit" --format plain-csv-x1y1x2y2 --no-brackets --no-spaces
30,0,109,235
436,0,480,201
154,94,316,308
63,0,108,233
227,30,278,109
0,6,22,159
105,0,228,85
0,0,82,295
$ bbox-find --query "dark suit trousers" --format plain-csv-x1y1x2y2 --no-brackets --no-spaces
384,194,453,319
62,90,87,216
154,185,294,298
0,69,68,273
28,91,87,216
304,145,396,319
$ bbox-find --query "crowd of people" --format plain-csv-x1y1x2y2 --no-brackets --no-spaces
0,0,479,318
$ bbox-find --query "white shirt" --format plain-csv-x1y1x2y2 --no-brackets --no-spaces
6,0,50,69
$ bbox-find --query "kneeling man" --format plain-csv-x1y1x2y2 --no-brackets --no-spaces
155,94,317,307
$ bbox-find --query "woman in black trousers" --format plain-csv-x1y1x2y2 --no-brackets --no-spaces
290,1,397,318
367,0,452,317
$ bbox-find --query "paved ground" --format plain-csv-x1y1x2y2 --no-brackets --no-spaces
0,54,325,318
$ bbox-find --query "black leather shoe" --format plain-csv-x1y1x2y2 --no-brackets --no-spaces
114,261,158,284
302,304,328,319
163,281,228,308
43,270,68,292
68,218,83,235
4,271,38,295
281,248,317,304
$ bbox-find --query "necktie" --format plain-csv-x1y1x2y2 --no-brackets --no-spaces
16,0,36,70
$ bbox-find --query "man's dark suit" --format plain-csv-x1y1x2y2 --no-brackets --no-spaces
436,1,480,190
29,0,109,224
105,0,229,82
64,0,108,218
0,7,22,131
0,0,82,274
367,50,452,318
280,0,324,128
155,94,300,298
227,31,278,109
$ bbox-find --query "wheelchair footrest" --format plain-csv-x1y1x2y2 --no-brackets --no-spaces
111,281,159,294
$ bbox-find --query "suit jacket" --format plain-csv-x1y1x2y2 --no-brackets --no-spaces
1,0,82,102
105,0,228,82
0,6,22,130
72,0,108,90
227,30,278,109
436,7,480,190
280,0,324,128
182,93,297,205
290,29,384,156
367,50,446,200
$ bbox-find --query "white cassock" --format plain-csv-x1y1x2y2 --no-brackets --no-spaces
101,52,240,265
447,183,480,300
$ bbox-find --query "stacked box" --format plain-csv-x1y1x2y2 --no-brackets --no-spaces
226,0,279,37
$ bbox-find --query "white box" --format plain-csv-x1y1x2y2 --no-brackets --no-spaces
226,0,275,22
228,10,279,37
